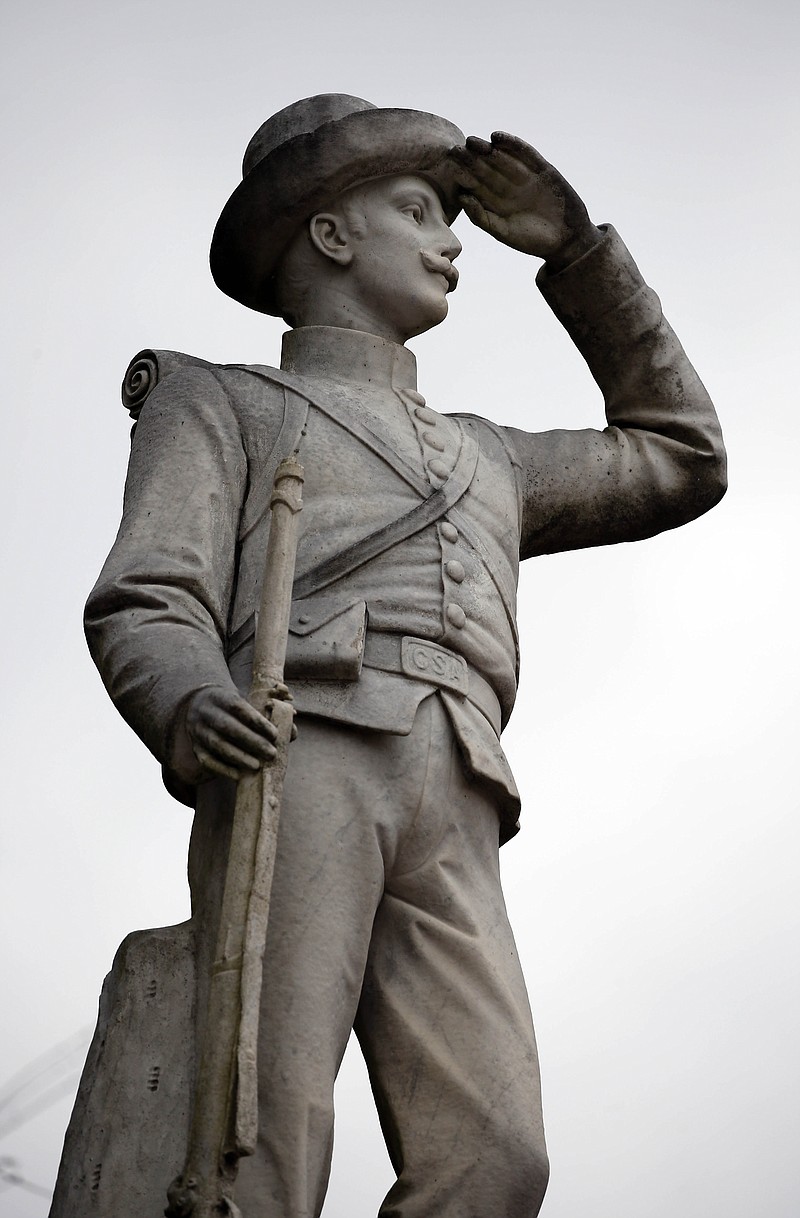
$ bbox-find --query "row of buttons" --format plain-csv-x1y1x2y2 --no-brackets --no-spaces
407,392,469,632
408,392,452,482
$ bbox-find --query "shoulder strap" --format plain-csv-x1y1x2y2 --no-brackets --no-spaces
234,365,520,672
236,385,309,541
239,365,487,597
292,429,479,599
231,364,431,495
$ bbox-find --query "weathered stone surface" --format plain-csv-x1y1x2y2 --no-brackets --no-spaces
54,93,726,1217
51,924,195,1217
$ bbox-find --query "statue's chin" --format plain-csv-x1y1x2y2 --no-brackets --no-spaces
404,295,449,341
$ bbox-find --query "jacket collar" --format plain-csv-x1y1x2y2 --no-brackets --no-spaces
280,326,418,394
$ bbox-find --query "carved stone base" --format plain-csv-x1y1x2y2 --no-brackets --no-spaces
50,923,196,1218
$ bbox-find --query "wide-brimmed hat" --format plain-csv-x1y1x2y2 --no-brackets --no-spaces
210,94,465,316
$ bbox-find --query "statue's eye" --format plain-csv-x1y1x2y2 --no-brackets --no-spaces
403,204,424,223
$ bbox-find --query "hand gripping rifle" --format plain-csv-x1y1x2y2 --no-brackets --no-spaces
166,457,304,1218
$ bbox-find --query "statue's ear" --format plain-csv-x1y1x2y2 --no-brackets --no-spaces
121,350,219,433
308,213,354,267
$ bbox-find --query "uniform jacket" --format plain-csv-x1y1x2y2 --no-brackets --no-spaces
85,226,726,840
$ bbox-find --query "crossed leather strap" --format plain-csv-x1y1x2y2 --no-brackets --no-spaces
231,365,519,667
122,349,519,671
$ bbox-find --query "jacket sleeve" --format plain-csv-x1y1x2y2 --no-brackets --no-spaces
506,226,727,560
84,366,248,770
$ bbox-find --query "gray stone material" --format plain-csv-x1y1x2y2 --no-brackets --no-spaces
53,925,195,1215
51,94,726,1218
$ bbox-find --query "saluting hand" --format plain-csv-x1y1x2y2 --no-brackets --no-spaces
450,132,601,270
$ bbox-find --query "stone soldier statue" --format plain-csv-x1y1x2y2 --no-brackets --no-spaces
54,94,726,1217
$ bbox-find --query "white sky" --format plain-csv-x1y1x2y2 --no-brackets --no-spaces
1,0,798,1215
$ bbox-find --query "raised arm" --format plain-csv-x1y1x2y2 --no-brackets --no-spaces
451,133,727,558
450,130,603,269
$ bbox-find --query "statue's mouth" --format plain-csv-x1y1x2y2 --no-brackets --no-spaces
420,250,459,292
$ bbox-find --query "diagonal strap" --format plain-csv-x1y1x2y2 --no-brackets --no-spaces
237,385,309,541
231,364,432,496
232,364,519,672
292,431,479,599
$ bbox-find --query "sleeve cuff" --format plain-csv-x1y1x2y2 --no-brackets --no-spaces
535,224,646,327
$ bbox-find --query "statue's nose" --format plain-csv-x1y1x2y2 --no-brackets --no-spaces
444,229,463,261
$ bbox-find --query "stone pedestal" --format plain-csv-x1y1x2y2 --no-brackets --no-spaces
50,923,196,1217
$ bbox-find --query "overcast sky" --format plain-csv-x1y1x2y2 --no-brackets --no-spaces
1,1,798,1215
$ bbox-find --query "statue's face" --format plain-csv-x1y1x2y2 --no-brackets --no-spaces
342,173,462,342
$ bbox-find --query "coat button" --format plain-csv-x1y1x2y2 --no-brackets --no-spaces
415,404,437,424
440,521,458,543
427,458,449,479
407,390,426,406
423,431,445,451
446,604,466,628
445,560,465,583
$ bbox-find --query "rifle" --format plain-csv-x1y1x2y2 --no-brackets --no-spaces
165,456,304,1218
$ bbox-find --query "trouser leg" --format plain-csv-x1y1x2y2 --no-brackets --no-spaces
355,703,549,1218
234,714,389,1217
233,697,548,1217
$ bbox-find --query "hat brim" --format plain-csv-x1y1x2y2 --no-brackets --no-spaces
210,107,465,316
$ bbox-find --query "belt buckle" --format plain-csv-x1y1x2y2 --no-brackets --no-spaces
400,637,469,696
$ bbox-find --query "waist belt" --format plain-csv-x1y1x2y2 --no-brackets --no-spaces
362,632,502,737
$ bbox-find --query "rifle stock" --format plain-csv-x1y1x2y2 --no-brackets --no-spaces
166,457,304,1218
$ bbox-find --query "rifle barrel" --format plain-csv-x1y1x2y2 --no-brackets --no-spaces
166,457,304,1218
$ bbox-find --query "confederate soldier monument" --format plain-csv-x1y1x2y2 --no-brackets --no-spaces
52,95,726,1217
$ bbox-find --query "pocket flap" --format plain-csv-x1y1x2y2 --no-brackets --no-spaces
289,597,367,636
285,599,368,682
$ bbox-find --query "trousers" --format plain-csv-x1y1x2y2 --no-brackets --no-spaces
212,696,549,1217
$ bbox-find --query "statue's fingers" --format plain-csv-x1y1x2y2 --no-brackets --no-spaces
490,131,550,173
201,688,278,741
464,134,494,156
192,744,249,782
461,139,507,180
451,151,510,200
232,699,279,741
482,145,530,184
457,141,528,193
449,146,484,182
207,732,274,771
192,713,276,762
460,192,495,232
219,715,279,756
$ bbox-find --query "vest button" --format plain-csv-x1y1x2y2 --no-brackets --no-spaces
445,560,465,583
446,604,466,628
423,431,445,452
440,521,458,543
414,404,436,424
406,390,426,406
427,458,450,479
